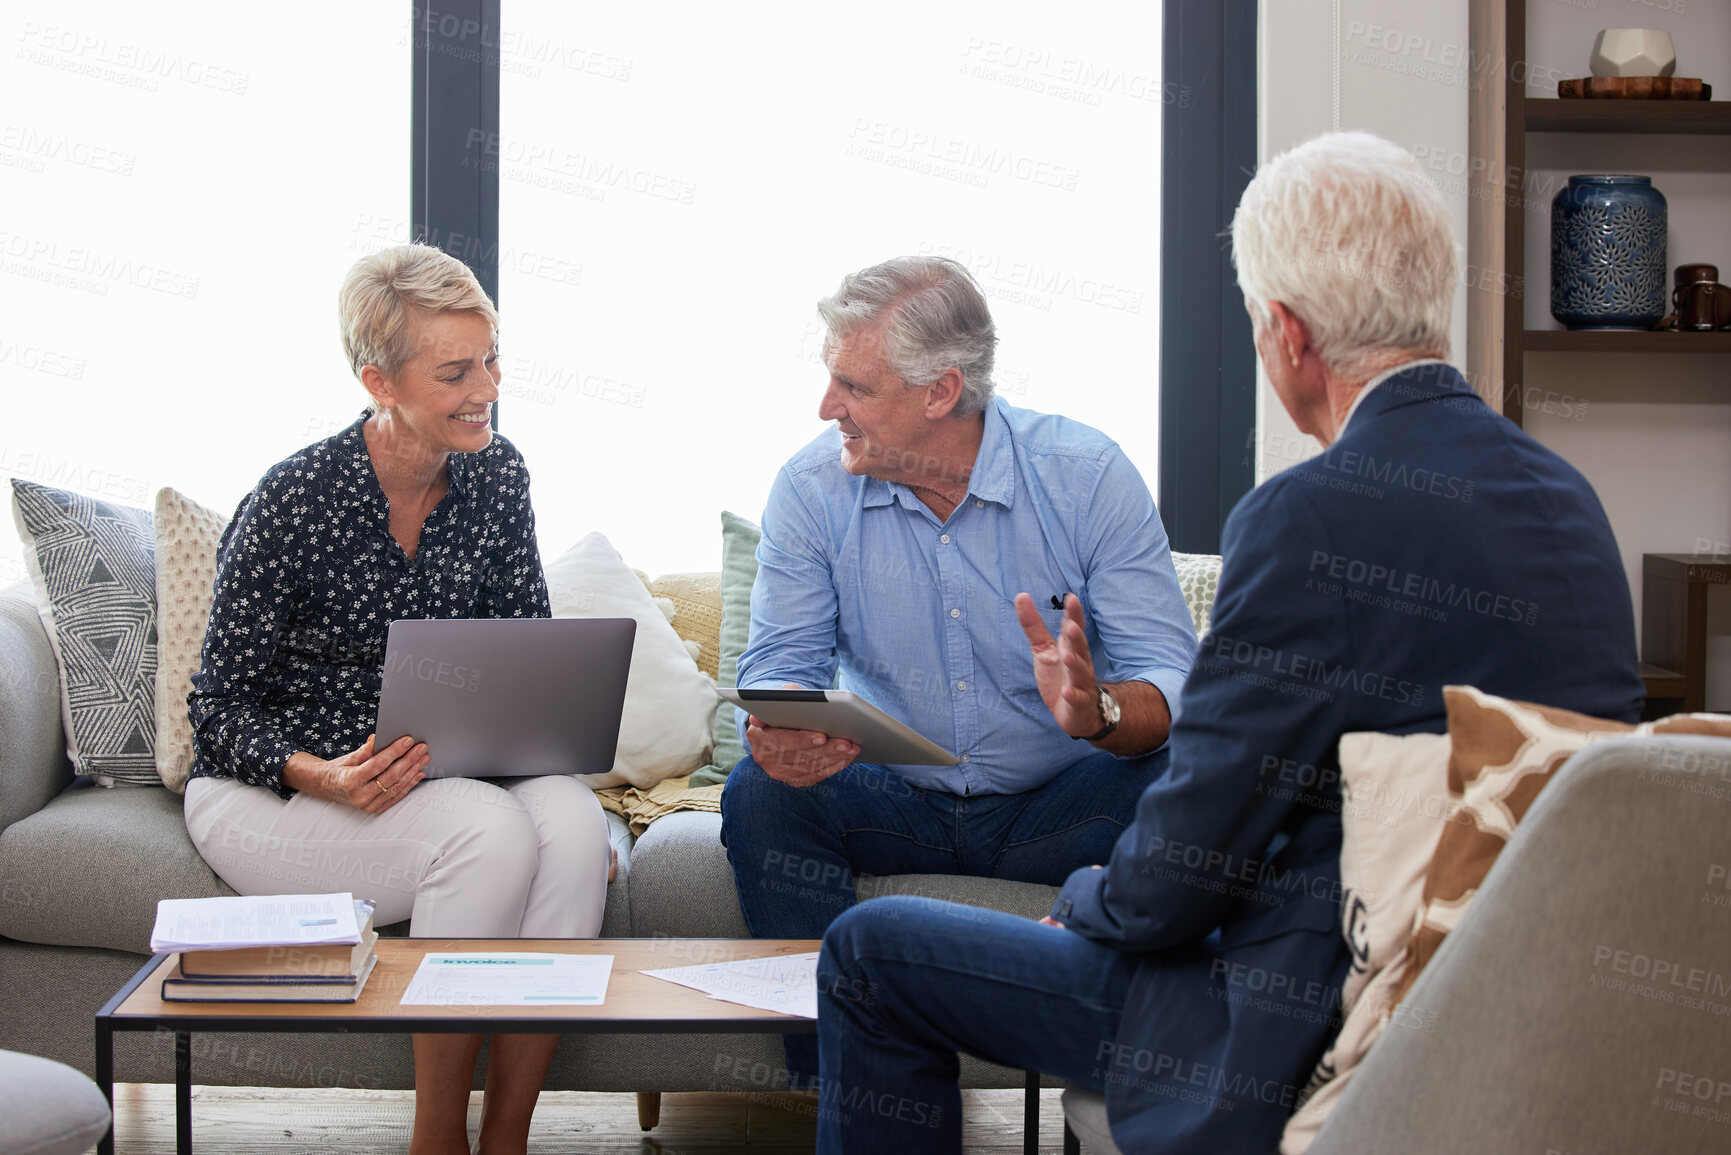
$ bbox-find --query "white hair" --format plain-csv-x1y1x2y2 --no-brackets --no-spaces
1230,131,1457,380
816,256,997,417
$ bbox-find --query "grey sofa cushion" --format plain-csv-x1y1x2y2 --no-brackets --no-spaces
0,783,232,952
0,1048,111,1155
627,811,1061,939
0,783,636,953
0,584,74,835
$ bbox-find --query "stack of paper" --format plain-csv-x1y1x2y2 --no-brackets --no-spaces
151,894,379,1004
150,893,364,953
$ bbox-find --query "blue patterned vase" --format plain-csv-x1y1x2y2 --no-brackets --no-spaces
1551,175,1668,330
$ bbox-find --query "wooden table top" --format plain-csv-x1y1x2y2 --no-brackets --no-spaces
105,938,822,1032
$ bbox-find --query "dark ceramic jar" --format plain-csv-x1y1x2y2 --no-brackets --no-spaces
1550,175,1668,330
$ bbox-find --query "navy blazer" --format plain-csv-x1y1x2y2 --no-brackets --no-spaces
1054,363,1643,1153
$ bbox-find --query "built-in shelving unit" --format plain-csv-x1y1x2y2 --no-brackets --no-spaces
1469,0,1731,712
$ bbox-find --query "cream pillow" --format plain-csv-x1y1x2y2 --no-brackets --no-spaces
544,532,717,789
153,488,229,792
1281,730,1451,1153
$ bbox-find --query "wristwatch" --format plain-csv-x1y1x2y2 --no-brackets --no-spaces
1076,684,1121,742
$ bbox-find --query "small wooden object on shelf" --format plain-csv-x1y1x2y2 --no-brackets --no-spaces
1640,553,1731,718
1558,77,1709,100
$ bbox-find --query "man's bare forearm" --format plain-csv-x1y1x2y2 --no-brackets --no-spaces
1091,679,1170,757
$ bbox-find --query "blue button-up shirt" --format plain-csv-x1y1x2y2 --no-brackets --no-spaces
737,398,1197,795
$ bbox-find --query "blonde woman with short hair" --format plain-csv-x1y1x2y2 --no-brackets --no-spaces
184,244,609,1155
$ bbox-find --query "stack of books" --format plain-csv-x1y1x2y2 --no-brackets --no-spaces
149,893,379,1003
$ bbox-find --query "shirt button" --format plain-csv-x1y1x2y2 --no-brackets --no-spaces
940,534,951,544
956,681,967,691
961,754,971,763
950,608,961,619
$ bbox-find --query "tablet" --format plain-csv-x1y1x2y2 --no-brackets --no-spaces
719,688,960,766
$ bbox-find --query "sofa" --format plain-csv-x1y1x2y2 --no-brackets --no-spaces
0,560,1218,1104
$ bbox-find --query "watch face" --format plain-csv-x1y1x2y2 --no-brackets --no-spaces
1100,687,1121,726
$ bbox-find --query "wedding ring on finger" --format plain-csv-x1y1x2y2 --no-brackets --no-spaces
375,778,389,795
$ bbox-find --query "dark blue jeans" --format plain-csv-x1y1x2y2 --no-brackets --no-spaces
719,747,1165,1081
815,896,1138,1153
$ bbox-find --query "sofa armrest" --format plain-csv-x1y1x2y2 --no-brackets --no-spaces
1311,735,1731,1154
0,581,71,836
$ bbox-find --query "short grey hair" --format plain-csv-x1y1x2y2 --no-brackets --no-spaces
339,244,499,409
1231,131,1457,380
816,256,997,417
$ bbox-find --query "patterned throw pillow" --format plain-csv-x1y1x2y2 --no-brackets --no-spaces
10,480,159,786
152,488,229,793
649,571,723,680
1281,691,1731,1153
1390,686,1731,1008
1171,550,1222,637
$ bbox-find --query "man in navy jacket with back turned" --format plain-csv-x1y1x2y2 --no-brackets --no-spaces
812,131,1645,1154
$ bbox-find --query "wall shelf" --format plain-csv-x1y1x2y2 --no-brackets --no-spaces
1526,99,1731,135
1470,3,1731,720
1523,331,1731,354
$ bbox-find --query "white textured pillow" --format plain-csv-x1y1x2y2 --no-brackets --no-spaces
1281,730,1452,1154
153,488,229,793
544,532,717,789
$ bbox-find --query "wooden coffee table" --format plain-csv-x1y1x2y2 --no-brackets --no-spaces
95,938,822,1155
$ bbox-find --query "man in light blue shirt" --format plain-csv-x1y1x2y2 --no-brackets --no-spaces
719,255,1197,1082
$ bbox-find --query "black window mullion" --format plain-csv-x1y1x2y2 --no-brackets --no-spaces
411,0,502,425
1158,0,1258,554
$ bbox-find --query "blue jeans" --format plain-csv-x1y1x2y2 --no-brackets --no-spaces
815,896,1138,1153
719,747,1165,1081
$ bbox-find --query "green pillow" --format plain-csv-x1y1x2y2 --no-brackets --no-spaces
688,511,761,787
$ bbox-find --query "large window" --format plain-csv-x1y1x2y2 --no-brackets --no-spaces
496,3,1163,574
0,2,408,575
3,3,1232,579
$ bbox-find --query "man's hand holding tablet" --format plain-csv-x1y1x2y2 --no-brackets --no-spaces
744,685,861,787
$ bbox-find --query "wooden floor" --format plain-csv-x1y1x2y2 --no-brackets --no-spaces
94,1084,1075,1153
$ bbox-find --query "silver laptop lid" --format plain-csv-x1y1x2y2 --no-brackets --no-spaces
374,617,636,778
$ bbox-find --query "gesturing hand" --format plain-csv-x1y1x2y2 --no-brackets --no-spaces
285,734,429,814
745,684,859,788
1014,592,1105,739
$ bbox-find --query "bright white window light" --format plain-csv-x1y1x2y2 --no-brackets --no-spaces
0,3,408,552
498,3,1162,575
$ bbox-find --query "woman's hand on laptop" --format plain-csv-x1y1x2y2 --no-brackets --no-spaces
745,685,859,787
283,735,429,813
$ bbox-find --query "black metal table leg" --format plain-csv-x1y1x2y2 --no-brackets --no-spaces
176,1030,192,1155
95,1019,114,1155
1024,1069,1040,1155
1063,1118,1081,1155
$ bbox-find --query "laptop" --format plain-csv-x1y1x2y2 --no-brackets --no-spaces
373,618,636,778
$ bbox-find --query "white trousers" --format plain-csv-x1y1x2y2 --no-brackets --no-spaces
184,775,609,939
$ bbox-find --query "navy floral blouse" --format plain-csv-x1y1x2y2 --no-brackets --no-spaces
188,412,550,798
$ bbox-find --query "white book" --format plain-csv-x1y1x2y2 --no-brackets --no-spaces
149,893,362,954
